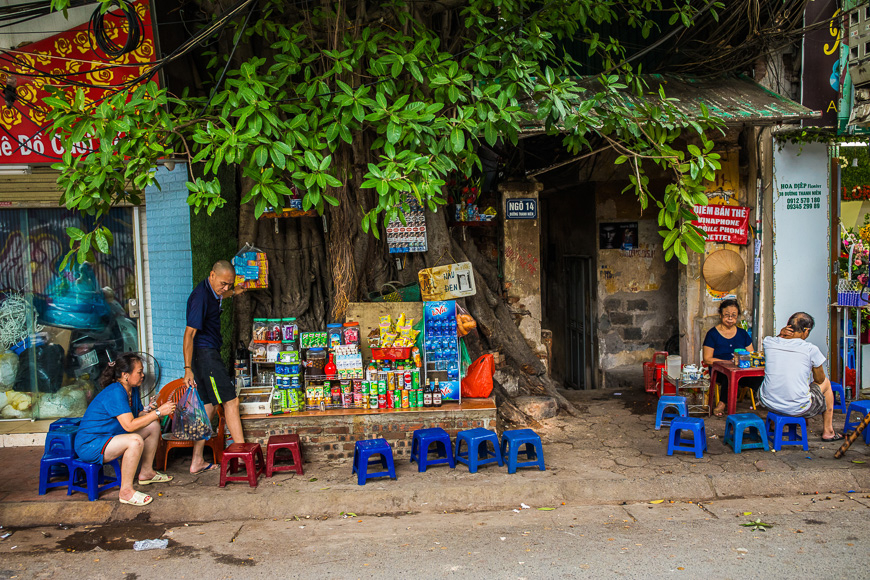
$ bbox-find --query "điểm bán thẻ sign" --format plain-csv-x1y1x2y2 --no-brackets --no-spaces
692,204,750,245
418,262,476,301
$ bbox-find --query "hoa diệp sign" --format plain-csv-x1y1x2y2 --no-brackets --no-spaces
0,0,156,164
692,204,750,245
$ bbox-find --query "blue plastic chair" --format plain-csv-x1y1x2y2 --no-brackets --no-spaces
67,457,122,501
765,411,808,451
666,417,707,458
500,429,545,474
38,453,74,495
455,428,503,473
655,396,688,430
410,428,455,472
844,400,870,445
830,382,847,413
48,418,82,432
352,439,396,485
44,425,78,458
724,413,769,453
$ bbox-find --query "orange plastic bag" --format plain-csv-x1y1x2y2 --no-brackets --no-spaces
461,354,494,398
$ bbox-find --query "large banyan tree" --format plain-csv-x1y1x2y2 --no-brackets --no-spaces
43,0,812,420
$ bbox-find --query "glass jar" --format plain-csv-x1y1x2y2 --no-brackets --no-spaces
342,322,360,346
267,319,283,342
306,347,328,377
282,318,298,342
252,318,268,341
327,323,343,347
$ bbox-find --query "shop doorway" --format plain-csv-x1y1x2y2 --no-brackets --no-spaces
565,256,594,389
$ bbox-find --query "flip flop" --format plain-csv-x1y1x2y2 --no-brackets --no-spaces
119,490,152,506
821,433,845,442
191,463,217,475
138,472,173,485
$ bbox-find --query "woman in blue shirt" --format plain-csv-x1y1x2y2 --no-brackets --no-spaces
703,299,756,416
74,353,176,506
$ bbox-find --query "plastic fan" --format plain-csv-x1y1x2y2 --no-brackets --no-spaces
132,351,161,407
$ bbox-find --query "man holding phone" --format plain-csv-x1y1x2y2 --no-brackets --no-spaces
758,312,840,441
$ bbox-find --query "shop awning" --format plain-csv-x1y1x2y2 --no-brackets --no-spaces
518,74,820,135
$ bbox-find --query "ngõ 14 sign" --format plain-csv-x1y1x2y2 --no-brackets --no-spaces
0,0,155,164
692,204,750,245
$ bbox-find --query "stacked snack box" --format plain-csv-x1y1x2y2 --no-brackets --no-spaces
233,251,269,289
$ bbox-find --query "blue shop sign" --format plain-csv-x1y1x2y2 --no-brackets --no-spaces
506,198,537,219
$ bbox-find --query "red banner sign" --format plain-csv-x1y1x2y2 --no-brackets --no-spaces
692,204,750,245
0,0,155,164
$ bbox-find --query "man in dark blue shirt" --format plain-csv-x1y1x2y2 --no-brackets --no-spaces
183,260,245,474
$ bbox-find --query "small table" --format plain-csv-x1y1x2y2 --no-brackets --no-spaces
676,377,710,415
708,362,765,416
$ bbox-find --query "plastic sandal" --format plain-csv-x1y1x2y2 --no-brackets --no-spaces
119,491,152,506
138,472,173,485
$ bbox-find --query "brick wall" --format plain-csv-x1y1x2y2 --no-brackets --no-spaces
144,164,192,388
243,408,499,463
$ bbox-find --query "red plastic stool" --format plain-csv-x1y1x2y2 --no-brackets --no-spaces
265,434,304,476
219,443,265,487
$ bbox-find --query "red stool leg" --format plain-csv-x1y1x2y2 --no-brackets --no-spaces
291,442,304,475
219,455,231,487
244,453,257,487
255,446,266,480
266,444,276,477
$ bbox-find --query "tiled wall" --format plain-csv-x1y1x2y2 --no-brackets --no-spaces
145,164,192,388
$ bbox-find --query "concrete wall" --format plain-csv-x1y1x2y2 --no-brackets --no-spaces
596,180,679,386
144,164,193,388
501,182,546,360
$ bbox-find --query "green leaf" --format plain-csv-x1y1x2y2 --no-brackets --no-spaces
66,227,85,241
94,228,109,254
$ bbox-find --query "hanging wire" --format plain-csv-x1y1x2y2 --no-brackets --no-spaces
88,0,144,59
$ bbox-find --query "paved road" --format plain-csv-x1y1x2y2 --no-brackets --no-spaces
2,493,869,579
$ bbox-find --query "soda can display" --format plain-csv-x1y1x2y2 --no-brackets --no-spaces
404,371,412,390
401,390,410,408
416,388,424,408
370,392,379,409
412,369,419,390
378,381,387,395
361,381,370,396
378,393,387,409
387,372,396,391
393,393,401,408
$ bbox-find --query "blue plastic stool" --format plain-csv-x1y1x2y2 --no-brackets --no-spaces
352,439,396,485
844,400,870,445
48,418,82,431
38,453,74,495
44,425,78,458
410,428,455,472
455,428,503,473
666,417,707,458
655,396,688,430
765,411,808,451
830,382,847,413
724,413,769,453
67,457,122,501
500,429,545,474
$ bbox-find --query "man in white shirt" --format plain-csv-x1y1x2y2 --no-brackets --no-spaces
758,312,840,441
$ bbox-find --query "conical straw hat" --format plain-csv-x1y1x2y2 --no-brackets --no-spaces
702,249,745,292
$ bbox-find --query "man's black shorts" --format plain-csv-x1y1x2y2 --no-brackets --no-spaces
193,348,236,405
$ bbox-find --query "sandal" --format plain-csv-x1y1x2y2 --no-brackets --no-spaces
119,490,152,506
821,433,845,442
138,472,173,485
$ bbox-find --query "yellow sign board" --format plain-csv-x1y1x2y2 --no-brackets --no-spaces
418,262,477,302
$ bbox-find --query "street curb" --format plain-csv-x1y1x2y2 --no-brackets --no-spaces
3,468,865,528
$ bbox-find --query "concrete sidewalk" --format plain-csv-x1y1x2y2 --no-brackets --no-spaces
3,388,870,528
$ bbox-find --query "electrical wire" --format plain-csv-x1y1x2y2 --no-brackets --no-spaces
88,0,143,59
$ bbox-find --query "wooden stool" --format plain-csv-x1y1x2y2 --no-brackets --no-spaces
219,443,266,487
266,434,304,476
